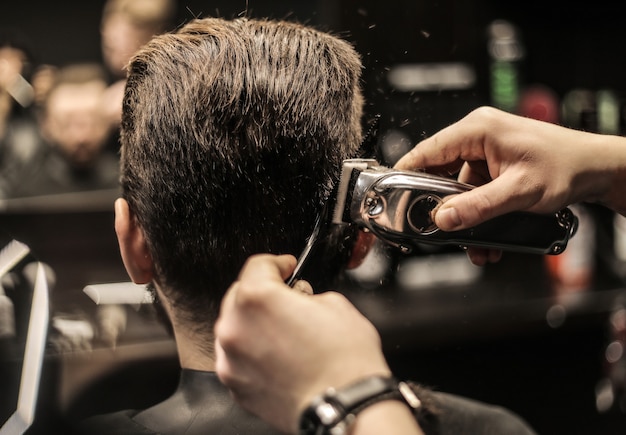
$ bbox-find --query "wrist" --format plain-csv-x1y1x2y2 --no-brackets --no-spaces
574,134,626,214
601,136,626,215
298,375,422,435
352,400,424,435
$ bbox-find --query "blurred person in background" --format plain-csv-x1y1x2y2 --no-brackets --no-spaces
99,0,176,137
0,31,42,198
7,63,119,198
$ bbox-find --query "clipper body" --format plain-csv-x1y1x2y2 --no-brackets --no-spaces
334,159,577,255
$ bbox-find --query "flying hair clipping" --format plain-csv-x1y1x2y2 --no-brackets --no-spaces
357,114,382,160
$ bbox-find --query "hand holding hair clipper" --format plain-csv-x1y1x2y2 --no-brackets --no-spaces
334,159,577,256
287,157,577,286
394,106,626,265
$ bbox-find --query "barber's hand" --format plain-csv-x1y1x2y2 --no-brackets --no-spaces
215,254,391,434
395,106,626,264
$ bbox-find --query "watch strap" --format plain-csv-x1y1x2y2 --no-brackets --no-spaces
299,375,422,435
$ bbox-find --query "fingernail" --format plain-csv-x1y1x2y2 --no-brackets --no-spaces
436,207,462,230
488,250,503,263
293,280,314,295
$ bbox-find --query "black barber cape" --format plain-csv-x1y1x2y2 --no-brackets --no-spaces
76,369,536,435
76,370,279,435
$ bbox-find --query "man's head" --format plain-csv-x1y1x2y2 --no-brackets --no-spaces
116,17,363,346
40,63,111,168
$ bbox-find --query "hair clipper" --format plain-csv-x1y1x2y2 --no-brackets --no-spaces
331,159,578,255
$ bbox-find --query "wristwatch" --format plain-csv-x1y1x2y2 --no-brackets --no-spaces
298,375,422,435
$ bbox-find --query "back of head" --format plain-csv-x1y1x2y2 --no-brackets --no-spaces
120,17,363,330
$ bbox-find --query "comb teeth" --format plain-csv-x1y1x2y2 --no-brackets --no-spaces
0,240,30,279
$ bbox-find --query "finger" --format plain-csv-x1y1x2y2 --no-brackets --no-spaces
394,112,489,172
215,337,258,400
466,247,502,266
217,280,239,333
214,338,229,383
466,247,489,266
239,254,297,283
216,258,282,352
433,171,540,231
394,135,465,173
217,255,303,341
291,279,313,295
219,254,299,322
272,254,298,280
488,249,503,263
215,337,241,388
347,230,376,269
458,160,492,187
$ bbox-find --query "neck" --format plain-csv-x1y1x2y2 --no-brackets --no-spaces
173,325,217,372
153,282,217,372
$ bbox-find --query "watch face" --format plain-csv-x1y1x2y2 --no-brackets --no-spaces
298,376,400,435
299,397,341,435
315,401,341,425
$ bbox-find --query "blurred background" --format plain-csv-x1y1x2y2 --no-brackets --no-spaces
1,0,626,434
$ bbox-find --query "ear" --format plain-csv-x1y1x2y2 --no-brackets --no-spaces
346,230,376,270
114,198,154,284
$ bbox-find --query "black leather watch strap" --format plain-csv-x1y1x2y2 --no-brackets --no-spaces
298,375,422,435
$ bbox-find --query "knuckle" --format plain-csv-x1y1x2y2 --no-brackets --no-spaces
241,254,265,272
214,322,238,351
320,291,350,306
362,319,381,340
470,105,500,122
217,368,239,391
236,280,268,307
510,172,545,208
214,355,231,382
472,193,495,222
455,190,494,225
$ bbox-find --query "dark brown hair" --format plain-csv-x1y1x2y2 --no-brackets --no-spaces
120,17,363,338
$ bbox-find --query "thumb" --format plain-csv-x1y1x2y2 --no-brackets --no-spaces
434,175,536,231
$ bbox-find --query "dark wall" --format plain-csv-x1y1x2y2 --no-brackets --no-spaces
0,1,331,66
0,1,108,66
482,0,626,96
4,1,625,106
